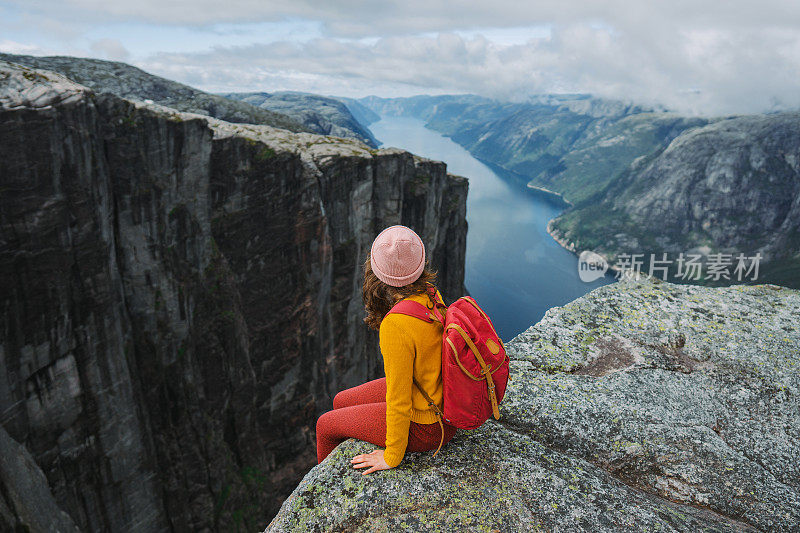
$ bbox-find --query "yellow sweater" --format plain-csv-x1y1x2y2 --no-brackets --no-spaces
379,289,445,467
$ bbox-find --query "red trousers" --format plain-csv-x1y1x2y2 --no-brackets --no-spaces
316,377,457,464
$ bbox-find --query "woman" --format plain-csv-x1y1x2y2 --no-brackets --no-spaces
315,225,458,474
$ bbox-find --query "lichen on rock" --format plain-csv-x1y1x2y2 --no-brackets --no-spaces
267,276,799,532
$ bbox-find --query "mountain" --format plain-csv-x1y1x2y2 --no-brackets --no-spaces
333,96,381,127
0,52,309,132
460,108,707,203
268,275,800,532
360,94,800,287
361,94,706,202
0,60,467,531
222,91,380,147
550,112,800,287
360,94,506,125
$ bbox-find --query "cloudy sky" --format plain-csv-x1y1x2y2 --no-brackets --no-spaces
2,1,800,115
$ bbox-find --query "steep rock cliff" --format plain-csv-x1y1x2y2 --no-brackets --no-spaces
267,276,799,532
0,60,467,531
0,425,80,532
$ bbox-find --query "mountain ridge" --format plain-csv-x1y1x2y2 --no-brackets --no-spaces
550,111,800,287
221,90,379,147
359,94,800,288
0,52,309,132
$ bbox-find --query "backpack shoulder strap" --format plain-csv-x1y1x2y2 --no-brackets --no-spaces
413,376,445,457
385,300,434,322
425,284,447,324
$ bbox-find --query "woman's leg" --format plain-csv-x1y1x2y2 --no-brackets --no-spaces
332,377,386,409
316,402,387,463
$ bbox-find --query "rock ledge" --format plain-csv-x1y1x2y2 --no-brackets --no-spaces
267,277,799,532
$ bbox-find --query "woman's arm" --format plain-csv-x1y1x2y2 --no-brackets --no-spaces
379,317,415,467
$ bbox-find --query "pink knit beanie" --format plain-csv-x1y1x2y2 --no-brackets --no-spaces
370,225,425,287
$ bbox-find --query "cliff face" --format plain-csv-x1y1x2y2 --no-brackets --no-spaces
223,91,380,147
551,112,800,287
0,425,80,532
268,276,799,532
0,60,467,531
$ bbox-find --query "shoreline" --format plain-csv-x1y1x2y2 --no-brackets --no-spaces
404,118,573,209
528,184,572,207
546,219,577,253
546,219,624,278
470,155,572,208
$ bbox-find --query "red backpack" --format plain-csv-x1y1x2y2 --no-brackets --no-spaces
386,284,510,451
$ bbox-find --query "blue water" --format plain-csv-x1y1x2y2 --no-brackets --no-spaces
370,116,614,341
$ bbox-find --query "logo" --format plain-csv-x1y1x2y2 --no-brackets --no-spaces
578,250,609,282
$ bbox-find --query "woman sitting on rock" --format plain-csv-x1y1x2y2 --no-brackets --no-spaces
315,225,457,474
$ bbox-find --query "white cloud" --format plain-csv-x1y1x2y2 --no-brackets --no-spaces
5,1,800,114
9,1,800,36
0,40,47,54
134,22,800,115
89,38,130,61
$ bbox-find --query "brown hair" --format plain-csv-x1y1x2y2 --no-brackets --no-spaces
362,253,438,331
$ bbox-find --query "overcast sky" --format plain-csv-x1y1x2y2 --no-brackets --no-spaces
2,1,800,115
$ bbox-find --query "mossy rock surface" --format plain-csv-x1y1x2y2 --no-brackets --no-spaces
267,277,800,532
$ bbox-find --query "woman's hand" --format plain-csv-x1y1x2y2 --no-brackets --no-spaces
351,449,392,475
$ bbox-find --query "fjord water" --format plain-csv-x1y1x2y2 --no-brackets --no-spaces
371,116,614,341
